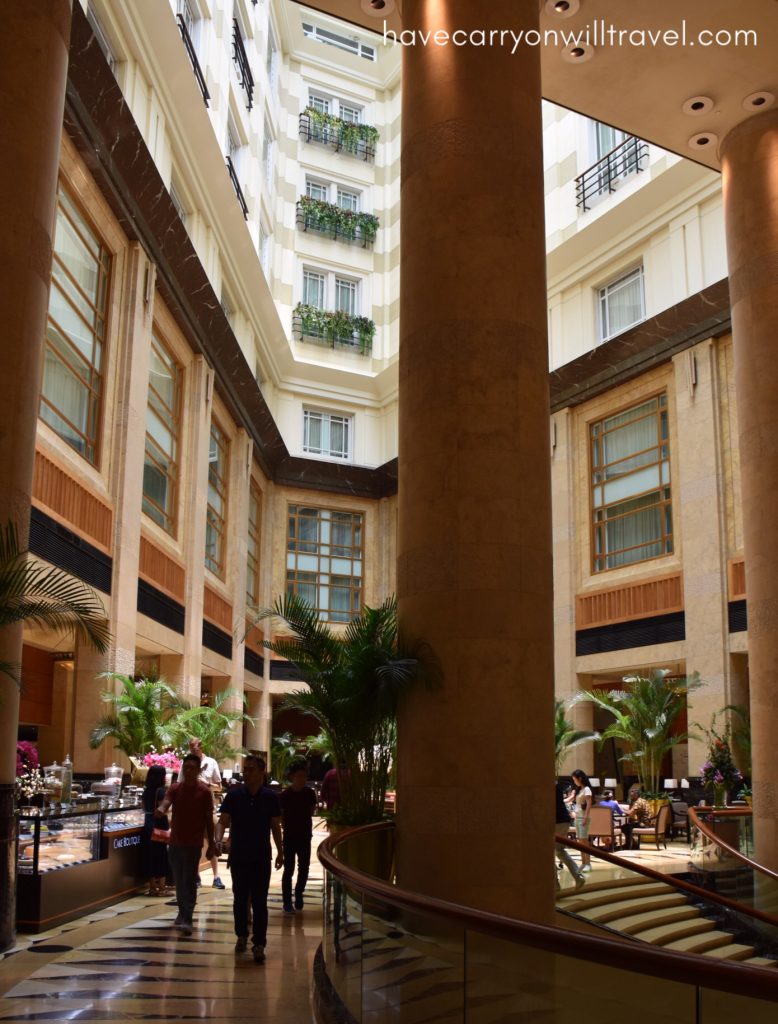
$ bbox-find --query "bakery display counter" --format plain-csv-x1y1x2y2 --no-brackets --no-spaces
16,803,145,932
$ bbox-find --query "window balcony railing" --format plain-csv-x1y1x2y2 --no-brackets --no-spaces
232,19,254,110
575,136,649,211
296,198,379,249
299,107,378,163
226,156,249,219
176,14,209,107
293,304,375,355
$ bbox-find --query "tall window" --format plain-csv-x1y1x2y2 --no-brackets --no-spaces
335,278,357,315
142,334,181,534
303,410,352,461
287,505,363,622
266,24,278,95
598,266,645,341
306,179,328,202
246,482,262,608
591,394,672,572
40,184,111,465
337,188,359,212
262,119,275,190
303,270,326,308
205,421,229,578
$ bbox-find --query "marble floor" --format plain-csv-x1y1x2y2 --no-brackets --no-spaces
0,824,328,1024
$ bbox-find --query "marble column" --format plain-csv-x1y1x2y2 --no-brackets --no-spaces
720,108,778,871
396,0,553,921
0,0,72,952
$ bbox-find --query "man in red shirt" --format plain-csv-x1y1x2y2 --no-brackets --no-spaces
157,753,215,936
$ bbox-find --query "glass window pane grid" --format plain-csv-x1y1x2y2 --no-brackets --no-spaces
303,410,351,460
335,278,357,315
40,185,110,465
590,396,672,572
205,422,229,578
142,334,180,535
599,267,645,341
286,505,363,621
246,484,261,607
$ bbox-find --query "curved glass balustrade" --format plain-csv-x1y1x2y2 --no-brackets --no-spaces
316,822,778,1024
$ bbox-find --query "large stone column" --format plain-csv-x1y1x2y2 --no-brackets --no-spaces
0,0,72,952
396,0,553,922
720,108,778,870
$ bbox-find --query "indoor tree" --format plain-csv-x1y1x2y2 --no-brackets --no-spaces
0,520,110,683
88,673,179,757
554,697,599,776
575,669,703,796
258,593,429,825
166,687,254,764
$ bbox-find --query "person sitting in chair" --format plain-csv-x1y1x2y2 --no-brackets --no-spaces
621,786,652,850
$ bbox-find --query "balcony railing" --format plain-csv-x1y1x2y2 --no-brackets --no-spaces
176,14,209,107
232,19,254,111
296,199,378,249
575,136,649,211
292,306,374,355
226,156,249,219
299,108,378,163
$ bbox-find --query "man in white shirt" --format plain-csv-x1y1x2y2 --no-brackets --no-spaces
178,738,225,889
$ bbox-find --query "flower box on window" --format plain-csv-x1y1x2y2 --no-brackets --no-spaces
293,303,375,355
297,196,379,248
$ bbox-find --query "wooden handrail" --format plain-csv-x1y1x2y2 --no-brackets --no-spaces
688,806,778,882
319,823,778,1000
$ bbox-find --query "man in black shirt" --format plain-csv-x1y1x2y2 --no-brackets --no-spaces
280,762,317,913
215,754,283,963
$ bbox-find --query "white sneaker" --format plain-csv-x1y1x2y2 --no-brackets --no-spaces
582,864,592,873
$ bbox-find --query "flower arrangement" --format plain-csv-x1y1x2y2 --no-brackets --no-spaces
698,716,742,802
142,748,182,772
16,742,47,803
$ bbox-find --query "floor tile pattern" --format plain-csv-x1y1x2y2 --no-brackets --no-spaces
0,826,327,1024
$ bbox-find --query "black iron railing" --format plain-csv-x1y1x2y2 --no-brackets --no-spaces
298,112,376,163
292,313,373,355
232,19,254,111
226,156,249,219
295,200,377,249
176,14,209,107
575,136,649,211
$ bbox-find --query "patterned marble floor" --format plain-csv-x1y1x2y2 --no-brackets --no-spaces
0,825,327,1023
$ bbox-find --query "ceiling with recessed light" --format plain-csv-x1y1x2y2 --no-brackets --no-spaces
289,0,778,169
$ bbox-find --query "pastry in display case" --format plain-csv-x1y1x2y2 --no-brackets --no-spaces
17,811,100,874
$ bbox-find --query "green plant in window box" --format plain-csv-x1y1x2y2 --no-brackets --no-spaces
293,303,376,355
299,195,379,244
302,107,380,155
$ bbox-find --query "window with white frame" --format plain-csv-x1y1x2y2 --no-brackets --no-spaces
337,187,359,212
169,179,188,225
303,409,352,461
302,267,362,315
335,278,357,315
598,266,645,342
87,6,118,75
303,270,326,309
308,90,363,122
266,23,278,95
262,119,275,190
177,0,197,41
227,117,243,171
302,22,376,61
259,222,271,276
591,394,673,573
286,505,363,622
305,179,328,202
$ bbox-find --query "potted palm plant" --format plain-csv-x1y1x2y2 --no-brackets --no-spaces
576,669,703,810
554,697,599,776
257,594,429,830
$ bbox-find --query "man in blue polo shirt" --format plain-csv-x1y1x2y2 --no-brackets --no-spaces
215,754,283,963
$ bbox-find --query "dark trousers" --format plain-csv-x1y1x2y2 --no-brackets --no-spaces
282,834,312,905
230,858,272,947
168,845,200,924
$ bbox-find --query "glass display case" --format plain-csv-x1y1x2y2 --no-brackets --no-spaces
17,809,100,875
16,800,144,932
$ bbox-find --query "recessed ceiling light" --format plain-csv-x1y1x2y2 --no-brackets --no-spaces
561,41,594,63
361,0,395,15
688,132,719,151
743,91,775,112
545,0,580,16
682,96,714,116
